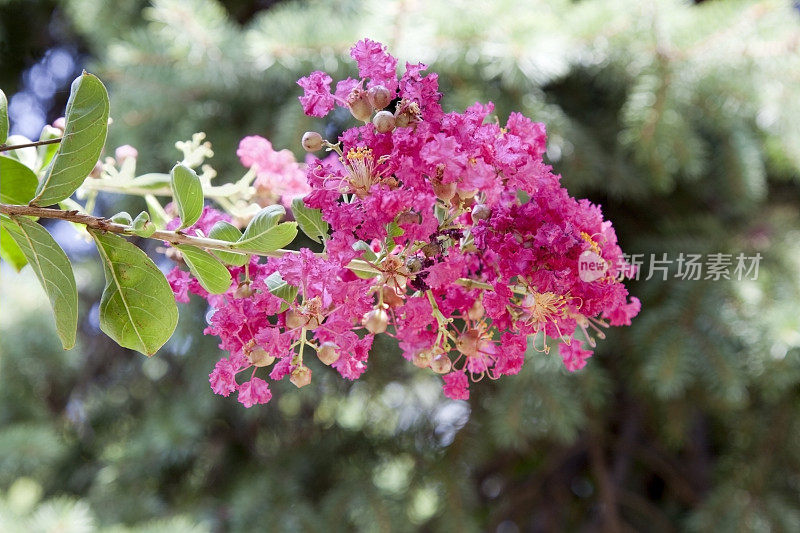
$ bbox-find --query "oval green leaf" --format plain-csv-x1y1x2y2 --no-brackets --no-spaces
207,221,248,266
31,72,109,206
292,196,329,244
176,244,232,294
233,205,297,253
110,211,133,225
0,156,38,205
0,222,28,271
4,215,78,349
36,125,63,173
265,271,298,312
170,164,203,229
90,230,178,356
0,89,7,145
130,211,156,238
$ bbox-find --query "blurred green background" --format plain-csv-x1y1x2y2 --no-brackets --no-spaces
2,0,800,531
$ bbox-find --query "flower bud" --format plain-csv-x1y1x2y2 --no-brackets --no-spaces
430,354,452,374
52,116,66,131
471,204,492,221
317,342,340,365
347,89,373,122
395,210,422,225
362,309,389,334
115,144,138,163
372,110,396,133
285,310,304,329
367,85,392,109
248,346,275,367
467,299,485,321
456,329,481,357
395,111,411,128
290,366,312,388
432,180,457,202
405,256,423,273
422,243,442,258
234,282,254,299
382,285,404,308
413,350,432,368
302,131,323,152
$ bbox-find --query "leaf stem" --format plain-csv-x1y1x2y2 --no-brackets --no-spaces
0,137,63,152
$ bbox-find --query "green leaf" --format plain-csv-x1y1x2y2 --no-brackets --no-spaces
176,245,232,294
110,211,133,225
4,216,78,349
36,125,62,173
233,205,297,253
0,156,38,205
90,230,178,356
31,72,109,206
170,163,204,229
352,240,378,261
0,89,7,145
208,221,248,266
385,221,404,253
3,135,37,168
292,196,329,243
145,194,169,228
130,211,156,238
0,219,28,271
265,271,298,311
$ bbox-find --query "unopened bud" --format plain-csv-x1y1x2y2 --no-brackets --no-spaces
396,210,422,225
432,180,457,202
347,89,373,122
471,204,492,221
52,117,66,131
456,329,481,357
317,342,340,365
422,243,442,258
234,282,254,299
395,111,411,128
430,354,452,374
302,131,323,152
405,256,423,273
372,110,396,133
467,299,485,321
285,310,304,329
367,85,392,110
413,350,433,368
248,347,275,367
290,366,312,388
362,308,389,334
115,144,138,163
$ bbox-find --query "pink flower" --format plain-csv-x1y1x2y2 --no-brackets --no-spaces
166,268,192,304
209,358,237,397
297,71,334,117
442,371,470,400
237,136,310,204
237,377,272,407
114,144,138,162
349,39,398,92
559,340,593,372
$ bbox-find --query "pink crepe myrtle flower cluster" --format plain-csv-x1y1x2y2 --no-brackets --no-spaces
166,39,639,407
236,135,311,207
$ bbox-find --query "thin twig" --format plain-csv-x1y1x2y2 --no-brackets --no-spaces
0,203,497,292
0,137,63,152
